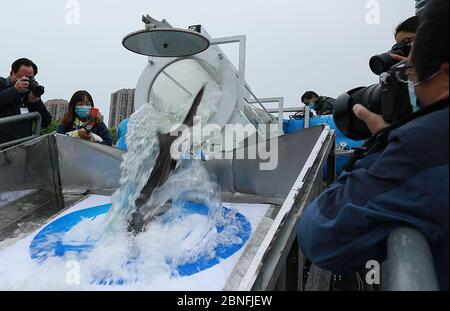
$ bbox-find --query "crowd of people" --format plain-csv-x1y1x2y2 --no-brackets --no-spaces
0,58,112,148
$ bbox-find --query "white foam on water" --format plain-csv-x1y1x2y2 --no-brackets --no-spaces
0,198,269,290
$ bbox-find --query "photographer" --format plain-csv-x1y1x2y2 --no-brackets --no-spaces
0,58,52,145
297,0,448,291
395,16,419,45
57,90,112,146
369,16,419,76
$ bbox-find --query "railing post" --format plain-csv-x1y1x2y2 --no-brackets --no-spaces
383,227,439,291
0,112,42,150
304,107,311,129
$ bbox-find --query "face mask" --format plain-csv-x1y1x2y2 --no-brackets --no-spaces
408,81,421,113
308,102,317,110
75,106,91,119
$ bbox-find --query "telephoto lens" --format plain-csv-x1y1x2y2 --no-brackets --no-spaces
333,85,381,141
27,77,45,97
369,42,412,75
334,62,412,141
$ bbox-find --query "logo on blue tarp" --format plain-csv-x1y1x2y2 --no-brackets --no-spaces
30,203,251,284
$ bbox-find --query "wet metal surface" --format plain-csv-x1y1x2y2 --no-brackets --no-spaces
0,190,87,242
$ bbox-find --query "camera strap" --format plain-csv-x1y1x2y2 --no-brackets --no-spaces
344,99,449,172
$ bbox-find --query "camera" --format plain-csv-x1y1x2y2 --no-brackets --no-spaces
334,61,412,141
27,76,45,97
83,108,100,134
369,42,412,76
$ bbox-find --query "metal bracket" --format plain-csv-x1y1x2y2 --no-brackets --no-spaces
210,36,247,112
142,15,171,30
247,97,285,135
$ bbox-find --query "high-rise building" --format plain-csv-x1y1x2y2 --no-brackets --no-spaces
109,89,135,128
44,99,69,122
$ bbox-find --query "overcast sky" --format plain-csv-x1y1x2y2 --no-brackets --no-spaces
0,0,415,122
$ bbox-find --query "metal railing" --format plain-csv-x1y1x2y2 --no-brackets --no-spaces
247,97,285,135
302,227,440,291
267,106,313,128
267,107,302,114
382,227,439,291
0,112,42,150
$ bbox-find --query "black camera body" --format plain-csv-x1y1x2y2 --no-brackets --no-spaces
334,62,412,141
27,76,45,97
369,42,412,76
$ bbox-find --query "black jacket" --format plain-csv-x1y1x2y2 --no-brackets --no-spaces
57,122,113,146
315,96,335,115
0,77,52,144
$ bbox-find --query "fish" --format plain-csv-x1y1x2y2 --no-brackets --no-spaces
128,86,205,234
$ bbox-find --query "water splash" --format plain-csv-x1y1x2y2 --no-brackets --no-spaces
102,82,222,233
0,82,252,289
74,83,243,283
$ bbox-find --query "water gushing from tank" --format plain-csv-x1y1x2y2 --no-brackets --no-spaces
0,82,249,289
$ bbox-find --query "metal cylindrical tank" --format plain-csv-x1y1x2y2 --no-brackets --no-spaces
132,25,279,151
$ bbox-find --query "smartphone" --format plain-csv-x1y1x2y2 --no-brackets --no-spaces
84,108,100,133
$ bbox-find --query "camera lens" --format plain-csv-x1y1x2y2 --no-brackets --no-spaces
337,42,414,141
370,53,397,76
27,77,45,97
32,85,45,97
369,42,411,75
334,84,382,141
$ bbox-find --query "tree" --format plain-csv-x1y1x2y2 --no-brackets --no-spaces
40,119,59,135
109,127,118,145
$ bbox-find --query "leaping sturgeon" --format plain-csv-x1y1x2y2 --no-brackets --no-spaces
128,87,205,234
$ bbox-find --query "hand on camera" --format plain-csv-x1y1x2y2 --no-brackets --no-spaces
353,104,390,135
390,54,407,62
27,92,41,103
14,77,29,94
78,128,93,141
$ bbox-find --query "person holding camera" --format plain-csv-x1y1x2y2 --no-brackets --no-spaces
57,90,112,146
395,16,419,46
370,16,419,76
297,0,448,291
0,58,52,145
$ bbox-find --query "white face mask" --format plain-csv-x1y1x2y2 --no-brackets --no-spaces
408,81,421,113
409,68,444,112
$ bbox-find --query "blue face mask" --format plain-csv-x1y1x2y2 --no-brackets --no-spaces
75,106,91,119
308,102,317,110
408,81,421,113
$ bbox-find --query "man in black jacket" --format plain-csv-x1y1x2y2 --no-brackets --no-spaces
0,58,52,145
301,91,335,115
